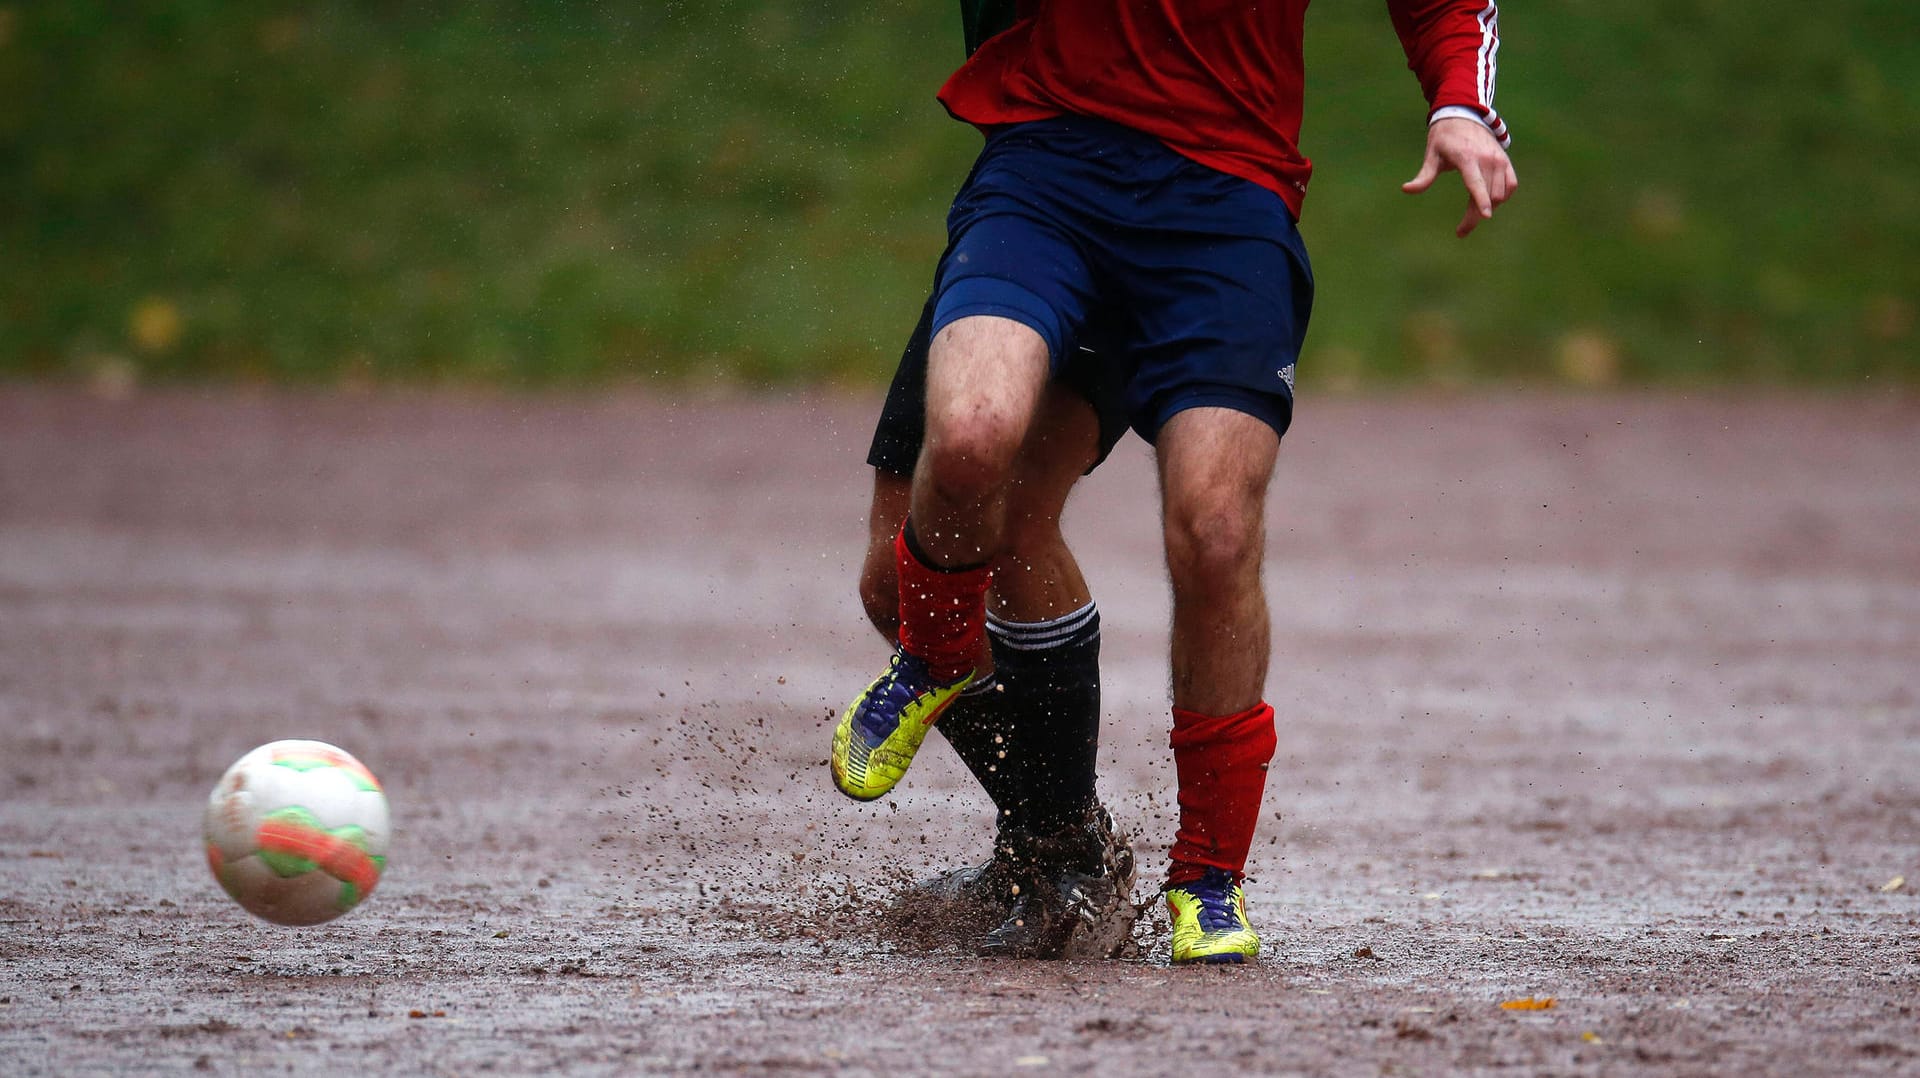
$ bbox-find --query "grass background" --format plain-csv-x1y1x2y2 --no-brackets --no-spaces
3,1,1916,388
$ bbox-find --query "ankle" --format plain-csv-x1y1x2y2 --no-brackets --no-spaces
1167,860,1239,889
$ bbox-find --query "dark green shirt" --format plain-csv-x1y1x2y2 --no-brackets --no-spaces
961,0,1017,56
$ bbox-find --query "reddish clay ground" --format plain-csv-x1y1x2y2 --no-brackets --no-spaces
1,386,1916,1075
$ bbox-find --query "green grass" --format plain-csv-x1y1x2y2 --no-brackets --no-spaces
3,0,1916,387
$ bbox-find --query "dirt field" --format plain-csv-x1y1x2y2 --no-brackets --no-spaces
2,386,1916,1075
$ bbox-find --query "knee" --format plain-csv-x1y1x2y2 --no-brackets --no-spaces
921,410,1025,507
1164,494,1264,591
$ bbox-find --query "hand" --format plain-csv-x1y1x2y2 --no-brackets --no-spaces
1402,117,1518,238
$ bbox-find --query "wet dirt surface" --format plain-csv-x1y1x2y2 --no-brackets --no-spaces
1,386,1916,1075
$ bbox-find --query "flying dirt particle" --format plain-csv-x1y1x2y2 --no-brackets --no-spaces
1354,946,1379,961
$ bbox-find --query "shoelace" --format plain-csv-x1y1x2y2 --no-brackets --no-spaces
1190,869,1243,933
854,652,919,738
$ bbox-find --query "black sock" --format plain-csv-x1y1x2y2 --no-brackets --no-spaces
934,604,1103,838
932,672,1027,829
986,604,1102,835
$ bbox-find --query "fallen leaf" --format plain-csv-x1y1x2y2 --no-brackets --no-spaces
1582,1031,1604,1043
1015,1056,1050,1067
1500,997,1556,1011
1880,876,1905,893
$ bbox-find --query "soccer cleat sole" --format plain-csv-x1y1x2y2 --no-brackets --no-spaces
1176,950,1251,966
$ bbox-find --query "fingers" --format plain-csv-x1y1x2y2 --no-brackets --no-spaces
1408,118,1518,236
1401,150,1441,194
1463,158,1520,237
1488,157,1518,207
1456,200,1482,238
1460,160,1493,221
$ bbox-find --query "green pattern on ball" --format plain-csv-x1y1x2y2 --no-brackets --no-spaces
269,755,379,792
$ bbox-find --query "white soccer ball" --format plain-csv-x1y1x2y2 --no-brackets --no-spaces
203,739,391,926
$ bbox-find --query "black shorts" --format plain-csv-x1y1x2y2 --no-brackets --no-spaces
865,295,1133,477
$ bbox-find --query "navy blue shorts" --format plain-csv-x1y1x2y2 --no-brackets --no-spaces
932,115,1313,442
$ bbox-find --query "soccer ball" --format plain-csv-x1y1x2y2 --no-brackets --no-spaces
203,739,391,926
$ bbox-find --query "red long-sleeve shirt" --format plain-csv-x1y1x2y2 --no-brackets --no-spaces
938,0,1508,218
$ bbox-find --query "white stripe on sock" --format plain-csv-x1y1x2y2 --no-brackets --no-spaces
960,672,1000,697
986,602,1099,651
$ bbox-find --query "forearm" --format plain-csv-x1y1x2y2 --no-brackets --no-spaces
1387,0,1509,147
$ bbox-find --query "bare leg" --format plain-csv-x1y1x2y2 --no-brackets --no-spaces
1156,406,1281,715
991,382,1099,620
859,470,913,639
910,316,1053,570
830,314,1060,802
859,380,1098,639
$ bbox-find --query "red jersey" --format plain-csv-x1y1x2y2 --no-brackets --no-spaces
938,0,1508,218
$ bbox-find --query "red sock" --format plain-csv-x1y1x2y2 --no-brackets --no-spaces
894,521,989,682
1167,702,1277,886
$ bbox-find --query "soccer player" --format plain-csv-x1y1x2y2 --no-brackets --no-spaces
832,1,1516,964
850,2,1141,959
860,299,1136,958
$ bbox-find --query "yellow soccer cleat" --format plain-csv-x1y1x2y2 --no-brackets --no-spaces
1167,867,1261,964
831,649,974,801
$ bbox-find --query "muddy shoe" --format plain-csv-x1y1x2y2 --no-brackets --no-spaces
978,806,1137,960
912,849,1018,911
885,837,1020,948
